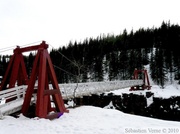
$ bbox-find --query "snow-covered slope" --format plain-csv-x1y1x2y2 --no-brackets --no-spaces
1,105,180,134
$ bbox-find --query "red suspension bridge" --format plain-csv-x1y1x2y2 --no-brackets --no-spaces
0,41,151,120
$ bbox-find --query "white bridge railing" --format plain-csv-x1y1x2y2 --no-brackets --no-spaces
0,80,143,118
0,85,27,119
59,80,143,99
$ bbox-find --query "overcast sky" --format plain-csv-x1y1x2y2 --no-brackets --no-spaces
0,0,180,54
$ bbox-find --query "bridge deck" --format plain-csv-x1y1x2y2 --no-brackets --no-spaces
59,80,143,99
0,80,143,119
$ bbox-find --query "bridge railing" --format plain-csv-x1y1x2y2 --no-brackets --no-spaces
58,80,143,99
0,85,27,118
0,79,143,118
0,80,143,103
0,85,26,102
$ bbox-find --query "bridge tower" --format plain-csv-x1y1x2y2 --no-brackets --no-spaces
0,41,68,119
130,68,151,91
0,46,28,90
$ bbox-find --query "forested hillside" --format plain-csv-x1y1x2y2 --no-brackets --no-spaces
0,21,180,88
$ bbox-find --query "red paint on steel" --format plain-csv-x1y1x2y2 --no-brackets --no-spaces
21,41,69,118
0,47,28,91
1,41,68,119
130,68,151,91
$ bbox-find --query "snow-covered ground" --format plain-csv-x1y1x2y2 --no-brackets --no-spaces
0,83,180,134
110,84,180,107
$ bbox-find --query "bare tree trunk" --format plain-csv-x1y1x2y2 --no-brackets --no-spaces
72,62,82,107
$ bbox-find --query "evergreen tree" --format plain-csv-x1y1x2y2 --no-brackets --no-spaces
154,48,168,88
1,21,180,87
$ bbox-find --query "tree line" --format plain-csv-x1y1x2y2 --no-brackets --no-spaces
0,21,180,88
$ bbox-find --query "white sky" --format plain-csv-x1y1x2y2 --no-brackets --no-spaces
0,0,180,54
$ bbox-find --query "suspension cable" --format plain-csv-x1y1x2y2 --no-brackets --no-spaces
19,40,43,48
49,43,89,75
0,40,42,54
53,65,77,77
0,45,16,53
48,44,79,67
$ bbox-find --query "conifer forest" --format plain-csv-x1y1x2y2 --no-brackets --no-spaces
0,21,180,88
